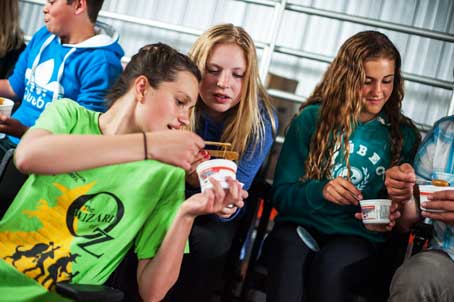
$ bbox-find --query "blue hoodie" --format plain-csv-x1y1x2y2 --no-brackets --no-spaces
7,22,124,144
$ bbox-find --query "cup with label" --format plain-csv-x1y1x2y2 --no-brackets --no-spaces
418,185,454,212
0,98,14,139
359,199,391,224
196,159,237,193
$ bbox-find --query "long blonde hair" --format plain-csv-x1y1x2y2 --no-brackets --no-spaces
189,23,276,157
0,0,24,57
301,31,420,181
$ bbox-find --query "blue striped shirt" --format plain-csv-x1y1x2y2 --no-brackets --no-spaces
414,115,454,259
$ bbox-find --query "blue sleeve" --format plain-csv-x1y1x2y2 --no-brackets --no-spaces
8,27,49,98
75,51,123,112
414,122,438,181
414,117,454,185
218,105,278,222
237,106,277,190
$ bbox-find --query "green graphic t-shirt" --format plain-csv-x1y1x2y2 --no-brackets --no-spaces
0,99,186,301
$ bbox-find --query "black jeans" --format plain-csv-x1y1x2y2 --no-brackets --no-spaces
0,137,16,160
265,222,391,302
165,214,241,302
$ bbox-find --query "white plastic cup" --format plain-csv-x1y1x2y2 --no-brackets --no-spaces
418,185,454,213
196,159,237,192
0,98,14,140
359,199,391,224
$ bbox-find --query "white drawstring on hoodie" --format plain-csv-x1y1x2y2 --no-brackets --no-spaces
29,34,76,102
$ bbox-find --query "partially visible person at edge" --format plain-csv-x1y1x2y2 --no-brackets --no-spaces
0,0,123,156
0,43,246,302
165,23,277,302
265,30,421,302
0,0,26,79
385,115,454,302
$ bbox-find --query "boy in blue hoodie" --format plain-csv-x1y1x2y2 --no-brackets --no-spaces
0,0,124,154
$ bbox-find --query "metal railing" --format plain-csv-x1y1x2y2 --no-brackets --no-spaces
286,3,454,43
21,0,454,126
275,46,454,90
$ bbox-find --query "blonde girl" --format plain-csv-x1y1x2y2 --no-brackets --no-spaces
166,23,277,302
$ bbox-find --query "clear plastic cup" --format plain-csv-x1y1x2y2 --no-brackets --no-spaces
196,159,237,192
359,199,391,224
0,98,14,140
418,185,454,212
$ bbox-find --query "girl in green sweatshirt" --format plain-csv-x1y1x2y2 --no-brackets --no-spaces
265,31,420,302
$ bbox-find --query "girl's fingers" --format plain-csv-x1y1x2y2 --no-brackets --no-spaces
208,177,225,207
354,212,363,220
337,177,362,198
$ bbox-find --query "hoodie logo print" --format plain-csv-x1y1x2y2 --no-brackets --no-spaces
23,59,64,110
332,141,386,191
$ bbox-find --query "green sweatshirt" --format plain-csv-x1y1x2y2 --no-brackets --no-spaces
272,104,418,243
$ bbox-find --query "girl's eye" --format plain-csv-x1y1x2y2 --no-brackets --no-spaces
383,80,393,84
233,73,244,78
207,68,220,74
176,99,184,106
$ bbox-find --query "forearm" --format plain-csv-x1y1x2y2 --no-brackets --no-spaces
15,130,144,174
0,79,18,100
137,209,194,302
397,196,421,233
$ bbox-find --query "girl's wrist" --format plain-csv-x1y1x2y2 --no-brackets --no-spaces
178,202,198,222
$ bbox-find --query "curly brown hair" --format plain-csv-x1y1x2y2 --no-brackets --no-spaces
301,31,420,181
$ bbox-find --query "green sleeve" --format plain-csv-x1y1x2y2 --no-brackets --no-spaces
272,105,330,217
32,99,78,134
134,168,187,259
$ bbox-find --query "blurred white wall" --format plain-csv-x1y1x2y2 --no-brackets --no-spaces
19,0,454,130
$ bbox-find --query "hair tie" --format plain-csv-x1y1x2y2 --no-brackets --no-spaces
142,132,148,160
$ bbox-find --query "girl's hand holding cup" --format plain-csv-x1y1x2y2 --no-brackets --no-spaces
355,201,401,232
215,177,247,218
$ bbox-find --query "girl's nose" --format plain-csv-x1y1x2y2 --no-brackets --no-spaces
216,71,231,89
372,82,383,95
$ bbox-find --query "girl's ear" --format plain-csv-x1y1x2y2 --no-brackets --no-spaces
134,75,149,103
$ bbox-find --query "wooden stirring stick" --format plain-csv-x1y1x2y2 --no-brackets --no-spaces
206,150,239,161
205,141,233,147
204,141,238,160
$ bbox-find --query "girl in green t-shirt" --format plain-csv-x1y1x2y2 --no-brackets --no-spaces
1,43,246,302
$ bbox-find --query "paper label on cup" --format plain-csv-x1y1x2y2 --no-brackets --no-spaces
197,161,237,192
362,204,390,221
199,167,236,178
419,185,454,212
360,199,391,224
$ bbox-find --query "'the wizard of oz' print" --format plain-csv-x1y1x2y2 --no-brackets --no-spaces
0,181,124,290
